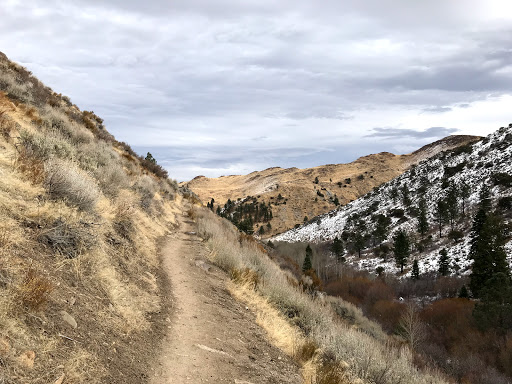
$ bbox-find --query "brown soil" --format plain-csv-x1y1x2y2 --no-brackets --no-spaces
151,209,301,383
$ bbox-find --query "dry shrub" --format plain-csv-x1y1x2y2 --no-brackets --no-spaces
16,269,54,311
38,217,97,258
0,109,16,140
296,338,318,363
0,71,33,104
112,195,136,241
316,351,349,384
44,159,99,212
231,268,260,288
19,129,75,161
15,148,45,184
41,106,94,145
95,163,130,198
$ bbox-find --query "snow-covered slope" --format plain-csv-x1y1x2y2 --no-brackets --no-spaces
274,125,512,277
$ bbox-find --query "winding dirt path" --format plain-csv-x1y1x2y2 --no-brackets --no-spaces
151,209,301,383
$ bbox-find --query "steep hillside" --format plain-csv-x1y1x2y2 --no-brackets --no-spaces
185,135,479,237
0,52,181,383
275,124,512,278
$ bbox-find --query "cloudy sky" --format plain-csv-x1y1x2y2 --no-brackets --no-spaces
2,1,512,181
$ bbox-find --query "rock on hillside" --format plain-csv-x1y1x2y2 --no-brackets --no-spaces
274,125,512,278
185,135,479,237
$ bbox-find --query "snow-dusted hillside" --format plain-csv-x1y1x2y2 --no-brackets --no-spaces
274,125,512,277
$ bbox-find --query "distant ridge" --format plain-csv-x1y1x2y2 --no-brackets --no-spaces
184,135,480,236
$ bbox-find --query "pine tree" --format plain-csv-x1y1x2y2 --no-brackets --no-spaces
458,285,469,298
446,182,459,230
438,248,450,276
469,213,509,297
401,184,411,206
393,229,410,273
145,152,156,164
374,214,391,244
460,180,471,216
417,198,429,237
412,259,420,280
434,199,448,238
353,232,365,258
331,237,345,263
302,244,313,272
473,272,512,332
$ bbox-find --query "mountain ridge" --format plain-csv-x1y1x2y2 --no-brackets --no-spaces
185,134,480,236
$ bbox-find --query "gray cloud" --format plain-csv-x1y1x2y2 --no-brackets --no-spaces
365,127,458,140
0,0,510,180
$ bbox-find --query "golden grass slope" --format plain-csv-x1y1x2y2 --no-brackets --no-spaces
0,53,180,383
185,135,480,237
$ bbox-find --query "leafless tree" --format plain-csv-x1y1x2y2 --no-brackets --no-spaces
398,301,426,351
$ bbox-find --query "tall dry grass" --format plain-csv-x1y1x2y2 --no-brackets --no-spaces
195,208,448,384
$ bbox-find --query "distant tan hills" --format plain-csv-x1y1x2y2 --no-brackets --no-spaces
184,135,480,237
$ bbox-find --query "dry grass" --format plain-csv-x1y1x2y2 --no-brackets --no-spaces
195,207,448,384
15,268,54,311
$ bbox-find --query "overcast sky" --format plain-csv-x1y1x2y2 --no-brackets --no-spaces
2,1,512,181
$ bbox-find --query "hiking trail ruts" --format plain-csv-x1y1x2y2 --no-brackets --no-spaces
150,208,301,383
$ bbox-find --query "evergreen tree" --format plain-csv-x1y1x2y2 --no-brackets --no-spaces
473,272,512,332
412,259,420,280
353,232,365,257
401,184,411,206
460,180,471,216
434,199,448,238
390,187,399,203
333,195,340,206
374,214,391,244
469,213,509,297
302,244,313,272
459,285,469,298
438,248,450,276
393,229,410,273
216,205,221,216
209,198,215,211
258,226,265,235
417,198,429,237
145,152,156,164
331,237,345,263
446,182,459,230
314,176,319,184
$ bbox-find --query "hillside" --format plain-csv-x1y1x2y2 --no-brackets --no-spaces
185,135,479,237
274,124,512,278
0,52,182,383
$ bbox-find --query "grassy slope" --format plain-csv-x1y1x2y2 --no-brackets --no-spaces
0,53,181,383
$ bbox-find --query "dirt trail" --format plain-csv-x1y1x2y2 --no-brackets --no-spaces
151,208,301,383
